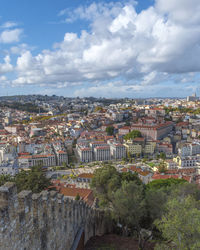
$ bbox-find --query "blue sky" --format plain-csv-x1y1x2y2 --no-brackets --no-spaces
0,0,200,98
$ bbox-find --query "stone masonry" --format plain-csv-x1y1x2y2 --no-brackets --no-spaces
0,182,108,250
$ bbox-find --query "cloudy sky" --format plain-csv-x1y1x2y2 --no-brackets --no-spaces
0,0,200,98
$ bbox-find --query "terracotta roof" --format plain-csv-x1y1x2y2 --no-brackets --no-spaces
59,187,93,202
152,174,179,180
79,147,92,151
95,146,110,150
121,168,128,172
78,173,94,179
33,154,55,158
133,137,145,142
58,150,66,154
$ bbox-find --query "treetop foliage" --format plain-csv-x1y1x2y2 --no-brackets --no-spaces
106,126,114,136
124,130,142,141
90,165,200,249
0,165,51,193
146,178,187,190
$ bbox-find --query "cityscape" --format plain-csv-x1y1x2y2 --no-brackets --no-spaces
1,0,200,249
1,94,200,248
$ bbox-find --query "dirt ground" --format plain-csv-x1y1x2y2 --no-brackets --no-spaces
84,234,155,250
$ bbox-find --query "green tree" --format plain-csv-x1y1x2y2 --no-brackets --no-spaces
106,126,115,136
142,156,148,163
112,181,146,249
75,193,80,201
90,165,121,207
157,161,167,173
160,152,166,160
145,189,168,226
127,151,131,160
146,178,187,190
14,165,51,193
155,196,200,250
0,174,13,186
124,130,142,141
120,172,143,186
171,182,200,201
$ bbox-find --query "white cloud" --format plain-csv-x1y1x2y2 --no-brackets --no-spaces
0,28,23,43
1,21,18,29
156,0,200,25
0,55,13,74
6,0,200,95
10,43,34,55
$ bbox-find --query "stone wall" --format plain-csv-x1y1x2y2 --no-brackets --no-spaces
0,182,108,250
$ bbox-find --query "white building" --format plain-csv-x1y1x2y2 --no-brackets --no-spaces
0,144,17,162
77,147,93,163
18,154,56,168
178,142,200,157
89,141,108,150
110,143,126,160
52,142,68,165
174,155,200,168
94,146,111,161
0,159,18,176
0,144,18,175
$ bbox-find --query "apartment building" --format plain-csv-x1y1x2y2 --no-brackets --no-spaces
178,142,200,157
94,146,111,161
77,147,93,163
53,142,68,165
110,143,126,159
89,141,108,150
144,141,156,155
0,160,18,175
173,155,200,168
131,121,173,140
18,153,56,168
123,142,142,156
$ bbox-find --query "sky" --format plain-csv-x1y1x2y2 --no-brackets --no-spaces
0,0,200,98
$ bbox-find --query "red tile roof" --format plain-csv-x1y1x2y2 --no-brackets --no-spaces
78,173,94,179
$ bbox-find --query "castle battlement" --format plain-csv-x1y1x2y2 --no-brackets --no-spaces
0,182,108,250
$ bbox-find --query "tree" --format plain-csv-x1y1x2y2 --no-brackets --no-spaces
145,189,168,226
112,181,147,249
90,165,121,207
14,165,51,193
62,162,68,168
157,161,167,173
146,178,187,190
0,174,13,186
106,126,114,136
127,151,131,159
94,106,103,112
142,157,148,163
160,152,166,160
75,193,80,201
124,130,142,141
171,182,200,201
136,153,141,159
120,172,143,186
155,196,200,249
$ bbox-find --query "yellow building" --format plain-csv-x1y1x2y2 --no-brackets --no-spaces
173,156,182,167
144,141,156,155
124,143,142,155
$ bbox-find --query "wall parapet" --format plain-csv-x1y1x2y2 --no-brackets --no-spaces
0,182,108,250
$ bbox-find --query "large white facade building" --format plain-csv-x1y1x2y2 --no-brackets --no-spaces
110,143,126,159
77,147,93,163
94,146,111,161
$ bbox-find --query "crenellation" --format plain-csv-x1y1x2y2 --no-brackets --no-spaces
0,183,109,250
18,190,32,213
0,182,17,211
